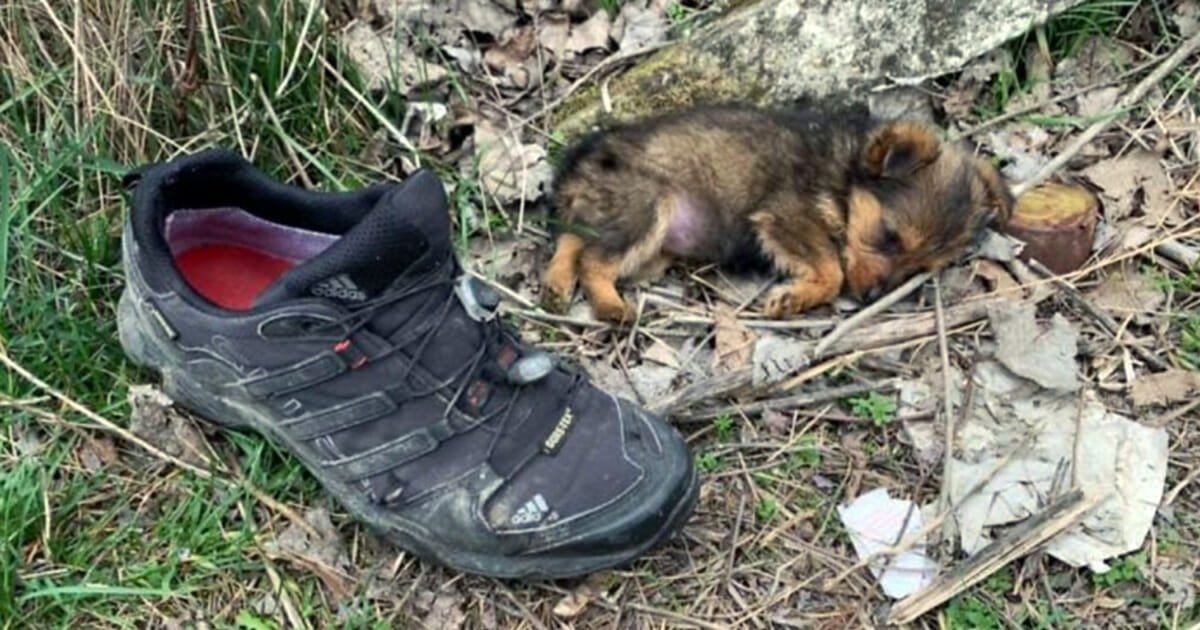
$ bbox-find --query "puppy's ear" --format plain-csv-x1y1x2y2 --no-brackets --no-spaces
974,156,1015,227
862,122,941,178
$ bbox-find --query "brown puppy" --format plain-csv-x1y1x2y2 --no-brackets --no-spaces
541,104,1013,322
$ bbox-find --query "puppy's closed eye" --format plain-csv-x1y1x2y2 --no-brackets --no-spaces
875,227,904,255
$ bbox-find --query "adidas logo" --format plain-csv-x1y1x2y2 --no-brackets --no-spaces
311,274,367,302
509,493,550,526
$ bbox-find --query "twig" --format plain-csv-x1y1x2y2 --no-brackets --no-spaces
812,271,933,357
933,275,957,542
1155,239,1199,268
1012,30,1200,196
625,603,728,630
681,379,899,422
887,488,1105,625
653,290,1051,414
1026,258,1170,371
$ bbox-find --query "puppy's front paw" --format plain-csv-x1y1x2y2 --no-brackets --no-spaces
540,274,575,314
590,295,636,324
763,283,833,318
764,286,799,319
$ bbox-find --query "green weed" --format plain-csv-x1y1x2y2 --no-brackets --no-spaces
845,392,898,427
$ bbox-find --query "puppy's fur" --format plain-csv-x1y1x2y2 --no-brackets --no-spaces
541,104,1013,322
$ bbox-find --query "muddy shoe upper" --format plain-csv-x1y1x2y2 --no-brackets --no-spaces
117,150,697,578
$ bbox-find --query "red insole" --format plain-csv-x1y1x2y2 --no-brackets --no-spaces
176,245,296,310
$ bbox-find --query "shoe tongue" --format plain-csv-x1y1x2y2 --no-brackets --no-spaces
255,170,450,307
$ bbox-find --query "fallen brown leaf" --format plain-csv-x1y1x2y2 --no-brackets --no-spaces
484,23,537,70
473,119,553,204
264,508,356,600
537,12,571,56
1129,370,1200,408
457,0,518,36
1081,151,1173,223
564,9,613,55
79,436,119,472
342,23,447,92
971,259,1022,296
613,1,668,52
712,303,756,373
1075,86,1121,118
1087,268,1164,321
990,303,1080,392
128,385,212,467
552,588,593,618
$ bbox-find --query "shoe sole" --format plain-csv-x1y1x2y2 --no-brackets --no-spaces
117,287,699,579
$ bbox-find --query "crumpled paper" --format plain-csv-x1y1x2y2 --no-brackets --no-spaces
947,360,1168,572
838,488,938,598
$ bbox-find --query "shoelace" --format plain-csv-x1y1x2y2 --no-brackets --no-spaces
305,255,582,499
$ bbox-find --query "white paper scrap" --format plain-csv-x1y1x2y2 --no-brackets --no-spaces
837,488,939,598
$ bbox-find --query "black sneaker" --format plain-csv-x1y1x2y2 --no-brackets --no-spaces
116,150,698,579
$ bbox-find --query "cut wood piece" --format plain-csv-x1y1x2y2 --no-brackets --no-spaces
1005,183,1099,274
887,488,1104,625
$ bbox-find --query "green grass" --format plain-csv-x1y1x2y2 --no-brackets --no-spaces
0,1,408,626
972,0,1155,119
845,391,898,427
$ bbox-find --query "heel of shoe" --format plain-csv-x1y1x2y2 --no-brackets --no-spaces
118,287,251,430
117,288,164,371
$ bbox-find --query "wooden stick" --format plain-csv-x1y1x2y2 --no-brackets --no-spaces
680,379,899,422
812,271,933,358
1155,240,1199,269
1012,30,1200,197
887,488,1104,625
652,290,1051,415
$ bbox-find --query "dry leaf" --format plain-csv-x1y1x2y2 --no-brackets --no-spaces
643,339,681,368
1129,370,1200,408
484,23,538,69
712,303,756,373
1075,86,1121,118
613,1,668,52
456,0,518,36
564,9,613,55
1155,562,1196,609
264,508,355,600
761,410,791,436
1081,151,1173,223
1088,269,1164,320
868,87,934,123
972,259,1022,296
79,436,119,472
128,385,212,466
985,127,1051,183
1055,36,1134,93
343,23,447,92
473,120,553,204
990,303,1080,391
537,13,571,55
552,589,593,618
1173,1,1200,37
423,588,468,629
